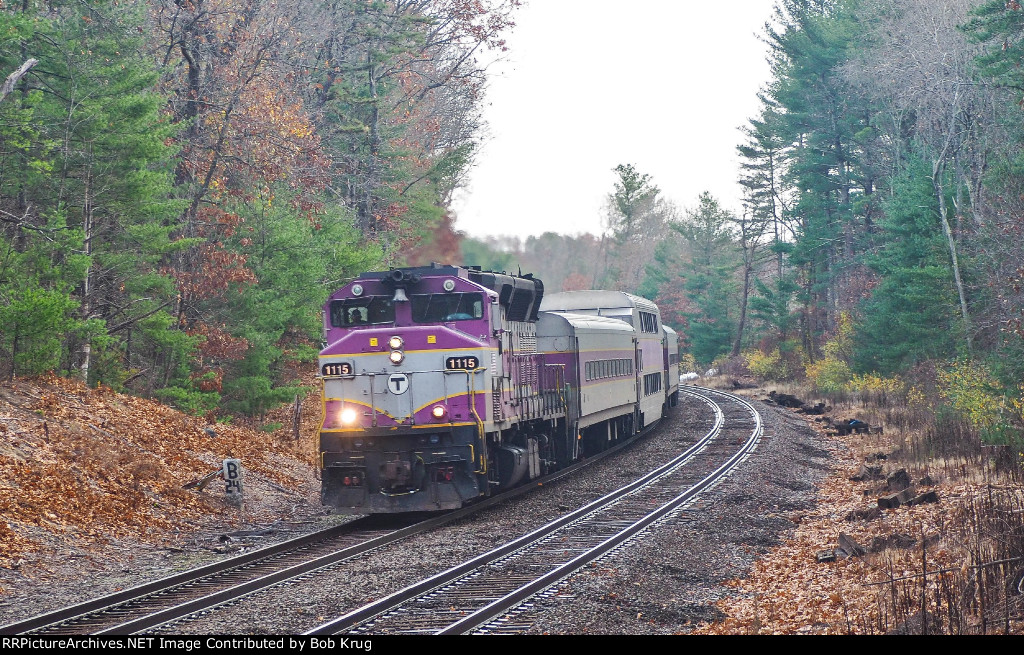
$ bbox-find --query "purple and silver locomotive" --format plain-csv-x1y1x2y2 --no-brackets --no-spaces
318,264,679,513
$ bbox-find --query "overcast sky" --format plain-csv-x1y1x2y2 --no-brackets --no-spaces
450,1,777,240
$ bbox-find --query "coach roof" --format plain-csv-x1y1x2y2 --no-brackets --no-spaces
540,290,658,315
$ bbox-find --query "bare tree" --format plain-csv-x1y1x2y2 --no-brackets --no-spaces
0,59,37,103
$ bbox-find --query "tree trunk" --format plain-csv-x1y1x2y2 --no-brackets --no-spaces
933,162,971,355
80,166,94,384
0,58,37,103
732,245,753,357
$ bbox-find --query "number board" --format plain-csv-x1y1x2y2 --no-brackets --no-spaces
446,356,479,370
321,362,353,377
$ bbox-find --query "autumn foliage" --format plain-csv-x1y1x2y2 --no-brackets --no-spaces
0,374,318,570
0,0,520,419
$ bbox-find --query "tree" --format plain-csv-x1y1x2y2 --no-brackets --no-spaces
764,0,875,357
854,156,961,374
0,0,181,384
849,0,995,355
301,0,519,244
598,164,672,291
672,192,738,366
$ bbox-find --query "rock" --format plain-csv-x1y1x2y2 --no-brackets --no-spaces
878,488,918,509
799,402,828,415
816,549,838,563
850,464,884,482
836,419,871,435
907,490,939,506
886,468,912,492
836,533,867,559
768,391,805,408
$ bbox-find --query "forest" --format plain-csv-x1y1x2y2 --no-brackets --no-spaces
4,0,1024,450
466,0,1024,450
0,0,515,418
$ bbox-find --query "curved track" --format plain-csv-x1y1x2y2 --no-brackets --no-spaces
307,386,762,635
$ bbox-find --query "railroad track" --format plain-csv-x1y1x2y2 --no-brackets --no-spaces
0,400,674,636
0,514,426,635
307,386,762,635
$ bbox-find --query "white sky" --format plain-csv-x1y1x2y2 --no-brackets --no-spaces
450,0,777,240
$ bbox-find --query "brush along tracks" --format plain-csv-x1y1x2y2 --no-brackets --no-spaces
307,387,763,635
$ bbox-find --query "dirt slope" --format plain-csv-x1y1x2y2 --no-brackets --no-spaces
0,374,324,581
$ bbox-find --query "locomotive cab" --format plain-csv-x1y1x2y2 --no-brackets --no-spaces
318,264,553,513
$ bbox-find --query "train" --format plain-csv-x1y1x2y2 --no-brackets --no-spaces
317,263,681,513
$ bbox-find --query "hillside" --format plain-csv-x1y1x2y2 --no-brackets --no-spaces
0,374,325,580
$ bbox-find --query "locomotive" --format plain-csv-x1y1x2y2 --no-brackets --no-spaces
318,263,680,513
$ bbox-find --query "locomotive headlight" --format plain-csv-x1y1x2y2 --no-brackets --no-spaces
351,283,364,296
389,350,404,365
442,279,456,292
431,405,447,420
340,407,358,425
388,335,404,350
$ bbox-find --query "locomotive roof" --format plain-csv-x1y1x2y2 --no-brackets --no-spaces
540,290,658,314
340,263,545,322
354,263,538,283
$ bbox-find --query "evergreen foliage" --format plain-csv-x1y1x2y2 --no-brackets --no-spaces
0,0,515,419
854,156,962,374
671,192,738,366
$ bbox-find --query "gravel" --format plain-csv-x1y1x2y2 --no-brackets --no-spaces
0,388,836,635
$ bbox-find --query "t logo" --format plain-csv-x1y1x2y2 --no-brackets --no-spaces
388,373,410,395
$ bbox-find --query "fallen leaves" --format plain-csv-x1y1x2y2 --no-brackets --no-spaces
692,415,1020,635
0,374,317,569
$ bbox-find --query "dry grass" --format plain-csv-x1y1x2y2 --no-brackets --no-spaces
696,376,1024,634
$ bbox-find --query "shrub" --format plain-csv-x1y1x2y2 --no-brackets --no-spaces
937,360,1022,446
805,312,855,392
743,348,790,381
848,373,904,394
805,357,853,393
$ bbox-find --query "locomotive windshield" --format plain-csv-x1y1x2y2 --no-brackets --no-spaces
329,296,395,327
411,292,484,323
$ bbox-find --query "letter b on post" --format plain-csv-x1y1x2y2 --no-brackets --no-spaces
223,458,243,497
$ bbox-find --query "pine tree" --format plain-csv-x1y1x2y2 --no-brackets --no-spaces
673,192,738,367
854,156,961,374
